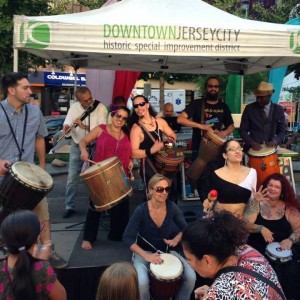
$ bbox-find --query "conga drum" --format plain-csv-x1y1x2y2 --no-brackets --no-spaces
0,161,53,211
80,156,132,211
149,253,183,300
155,145,184,178
248,145,279,189
265,242,292,263
187,131,226,181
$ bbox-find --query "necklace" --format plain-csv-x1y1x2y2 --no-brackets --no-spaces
140,117,154,126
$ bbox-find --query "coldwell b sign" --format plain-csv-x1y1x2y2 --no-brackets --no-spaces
44,72,86,86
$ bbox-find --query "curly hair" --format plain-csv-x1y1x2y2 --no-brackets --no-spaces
182,211,247,264
262,173,300,210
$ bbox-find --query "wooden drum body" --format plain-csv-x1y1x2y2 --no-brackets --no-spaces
80,156,132,212
149,253,183,300
155,146,184,178
187,131,225,181
0,162,53,211
248,146,279,189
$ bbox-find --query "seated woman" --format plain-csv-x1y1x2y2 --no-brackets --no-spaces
203,139,257,218
79,106,133,249
182,211,284,300
243,173,300,300
0,210,66,300
123,173,196,300
96,262,140,300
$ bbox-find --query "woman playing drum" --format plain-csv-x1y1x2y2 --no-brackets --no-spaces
203,139,257,218
243,173,300,300
80,106,133,249
129,95,176,186
123,174,196,300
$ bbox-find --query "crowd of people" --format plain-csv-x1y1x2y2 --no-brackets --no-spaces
0,72,299,300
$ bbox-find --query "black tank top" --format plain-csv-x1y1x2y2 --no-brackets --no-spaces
247,205,292,254
139,121,162,150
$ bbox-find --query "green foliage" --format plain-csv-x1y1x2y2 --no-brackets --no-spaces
77,0,106,10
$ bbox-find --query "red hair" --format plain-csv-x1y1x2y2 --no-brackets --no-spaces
262,173,300,210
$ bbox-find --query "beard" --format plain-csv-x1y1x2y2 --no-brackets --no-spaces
206,91,219,100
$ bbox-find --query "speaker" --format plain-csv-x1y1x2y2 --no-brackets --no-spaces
178,204,204,223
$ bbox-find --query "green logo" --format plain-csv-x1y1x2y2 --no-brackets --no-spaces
19,21,51,49
290,31,300,54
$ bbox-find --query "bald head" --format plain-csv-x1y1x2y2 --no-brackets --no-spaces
163,102,174,117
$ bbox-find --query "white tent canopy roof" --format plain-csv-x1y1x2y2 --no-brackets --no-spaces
13,0,300,74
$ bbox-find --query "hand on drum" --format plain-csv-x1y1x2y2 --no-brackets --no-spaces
261,227,274,243
0,160,10,175
251,142,262,151
145,252,164,264
252,186,269,203
280,238,293,250
266,141,277,148
163,238,179,248
213,129,227,139
200,124,213,132
151,140,164,154
194,285,210,299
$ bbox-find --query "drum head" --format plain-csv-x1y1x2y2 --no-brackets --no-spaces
11,162,53,189
248,145,277,157
150,253,183,280
266,242,292,259
82,157,118,175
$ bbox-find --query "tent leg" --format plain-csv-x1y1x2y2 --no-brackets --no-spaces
13,48,18,72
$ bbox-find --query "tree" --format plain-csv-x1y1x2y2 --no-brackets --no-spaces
0,0,71,75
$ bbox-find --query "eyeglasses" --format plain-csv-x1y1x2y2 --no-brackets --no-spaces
226,147,243,153
114,113,128,121
207,85,220,89
152,186,171,193
133,102,147,109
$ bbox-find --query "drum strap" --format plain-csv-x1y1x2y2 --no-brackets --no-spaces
138,233,167,254
0,103,28,161
216,265,287,300
200,99,205,136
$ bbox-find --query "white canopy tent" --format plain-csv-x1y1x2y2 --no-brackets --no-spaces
13,0,300,74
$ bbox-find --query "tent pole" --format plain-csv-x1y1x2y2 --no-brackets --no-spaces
240,75,244,113
13,48,18,72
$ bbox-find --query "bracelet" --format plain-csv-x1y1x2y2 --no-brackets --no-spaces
145,148,152,157
288,236,296,244
256,225,263,233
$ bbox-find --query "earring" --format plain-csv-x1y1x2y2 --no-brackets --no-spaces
224,159,227,166
146,193,152,200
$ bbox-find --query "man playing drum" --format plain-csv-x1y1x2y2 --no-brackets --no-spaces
0,72,67,269
240,82,286,188
177,76,235,200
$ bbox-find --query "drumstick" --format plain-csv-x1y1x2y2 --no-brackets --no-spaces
87,159,97,165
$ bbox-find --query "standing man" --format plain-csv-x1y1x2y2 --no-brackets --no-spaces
177,76,234,199
63,86,107,218
240,82,286,152
0,72,67,269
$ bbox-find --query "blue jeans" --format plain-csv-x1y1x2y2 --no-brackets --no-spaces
133,250,196,300
65,141,83,210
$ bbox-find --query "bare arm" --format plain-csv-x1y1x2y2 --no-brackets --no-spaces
157,117,177,141
48,279,67,300
242,202,261,233
130,124,164,159
177,111,213,132
79,126,102,161
35,136,46,170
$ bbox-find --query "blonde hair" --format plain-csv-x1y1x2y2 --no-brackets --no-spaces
96,262,140,300
148,173,171,190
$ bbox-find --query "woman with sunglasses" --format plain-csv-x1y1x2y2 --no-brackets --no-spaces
123,173,196,300
129,95,176,187
0,210,66,300
202,139,257,218
79,106,133,249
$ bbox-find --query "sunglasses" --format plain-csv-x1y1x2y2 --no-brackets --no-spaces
114,113,128,121
207,85,220,89
152,186,171,193
133,102,147,109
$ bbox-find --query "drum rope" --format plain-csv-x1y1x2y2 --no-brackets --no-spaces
138,233,168,254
